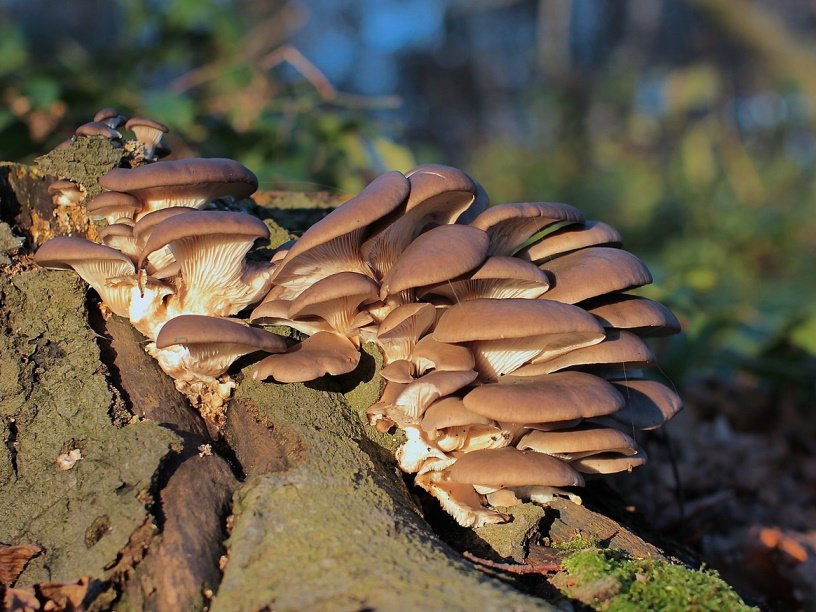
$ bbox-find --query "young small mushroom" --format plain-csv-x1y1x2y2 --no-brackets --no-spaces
75,121,122,141
125,117,169,161
48,180,84,207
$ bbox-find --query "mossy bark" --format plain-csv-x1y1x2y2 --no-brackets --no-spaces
1,157,751,611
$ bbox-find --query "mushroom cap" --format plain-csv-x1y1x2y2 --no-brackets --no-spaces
360,165,477,277
517,427,638,457
541,247,652,304
155,314,287,353
380,224,490,298
470,202,585,256
463,371,624,423
75,121,122,139
376,302,437,363
100,158,258,204
421,397,494,432
132,207,195,246
433,298,603,343
125,116,169,134
585,294,681,336
93,107,122,123
33,237,135,317
98,222,134,240
33,236,134,271
418,255,550,302
138,210,269,268
86,191,141,221
252,331,360,383
517,220,622,263
606,379,683,429
411,335,475,374
403,164,478,214
47,180,81,195
276,171,409,270
392,369,479,419
572,450,648,474
526,330,656,372
448,447,584,488
288,272,379,319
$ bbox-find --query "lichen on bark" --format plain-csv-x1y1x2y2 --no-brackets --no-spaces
0,270,179,585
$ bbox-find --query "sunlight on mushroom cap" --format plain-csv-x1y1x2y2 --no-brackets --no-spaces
252,331,360,383
33,237,136,317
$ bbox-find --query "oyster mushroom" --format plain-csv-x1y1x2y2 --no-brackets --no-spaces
125,116,169,161
86,192,140,225
33,237,135,317
138,210,272,316
100,158,258,217
432,298,606,380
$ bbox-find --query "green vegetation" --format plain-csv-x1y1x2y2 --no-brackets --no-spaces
554,546,754,611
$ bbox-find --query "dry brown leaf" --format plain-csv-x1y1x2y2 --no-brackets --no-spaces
0,543,43,587
2,585,42,611
37,576,90,610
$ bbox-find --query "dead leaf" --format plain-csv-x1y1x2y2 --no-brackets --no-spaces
0,543,43,587
37,576,90,610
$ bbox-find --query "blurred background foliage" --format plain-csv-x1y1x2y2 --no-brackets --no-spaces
0,0,814,414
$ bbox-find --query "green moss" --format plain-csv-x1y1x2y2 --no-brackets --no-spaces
555,547,754,611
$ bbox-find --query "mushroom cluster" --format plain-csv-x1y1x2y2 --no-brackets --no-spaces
240,164,682,527
34,119,682,527
35,111,285,426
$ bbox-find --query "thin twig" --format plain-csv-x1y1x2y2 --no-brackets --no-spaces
463,551,561,575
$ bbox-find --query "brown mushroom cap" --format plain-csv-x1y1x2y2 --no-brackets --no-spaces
100,158,258,211
376,302,437,363
448,447,584,488
434,298,603,343
86,191,140,223
47,180,83,206
252,331,360,383
517,427,638,458
125,116,169,134
541,247,652,304
132,207,195,247
380,224,490,300
33,237,135,317
418,255,550,302
411,335,475,374
272,171,409,291
361,164,478,277
470,202,585,256
585,294,681,336
421,397,494,433
605,379,683,430
288,272,379,318
433,298,606,379
391,369,479,419
75,121,122,139
463,371,624,423
155,314,286,353
93,108,126,129
138,210,269,268
523,330,656,373
572,450,648,475
517,220,622,263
